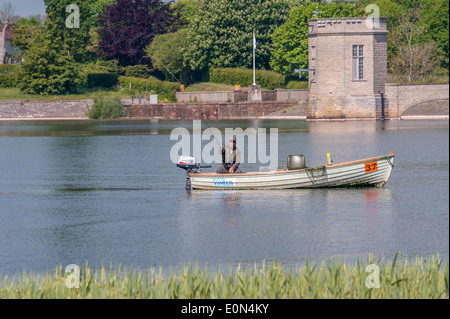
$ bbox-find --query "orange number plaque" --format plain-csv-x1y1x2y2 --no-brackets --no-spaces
364,161,378,174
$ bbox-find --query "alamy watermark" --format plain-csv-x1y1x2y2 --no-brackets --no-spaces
170,120,278,171
65,4,80,29
365,264,380,289
65,264,80,288
365,4,380,29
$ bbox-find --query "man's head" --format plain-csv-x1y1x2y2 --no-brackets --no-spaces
228,136,236,148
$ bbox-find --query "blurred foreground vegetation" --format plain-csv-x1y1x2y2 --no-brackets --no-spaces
1,254,448,299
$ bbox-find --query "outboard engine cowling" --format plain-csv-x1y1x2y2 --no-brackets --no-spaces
176,156,197,170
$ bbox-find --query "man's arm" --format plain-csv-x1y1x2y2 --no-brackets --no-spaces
230,148,241,172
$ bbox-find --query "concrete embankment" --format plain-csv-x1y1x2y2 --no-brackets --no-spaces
0,99,306,120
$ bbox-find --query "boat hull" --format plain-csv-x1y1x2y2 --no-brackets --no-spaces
188,151,395,190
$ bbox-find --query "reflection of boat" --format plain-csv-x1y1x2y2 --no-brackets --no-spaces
186,151,395,190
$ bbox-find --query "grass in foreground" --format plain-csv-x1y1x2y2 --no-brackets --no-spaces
1,254,448,299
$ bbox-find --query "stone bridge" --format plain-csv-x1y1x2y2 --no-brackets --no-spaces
384,83,449,118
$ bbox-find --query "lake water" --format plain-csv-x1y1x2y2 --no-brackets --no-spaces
0,119,448,275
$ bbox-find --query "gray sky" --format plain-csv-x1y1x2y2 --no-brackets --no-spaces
1,0,45,18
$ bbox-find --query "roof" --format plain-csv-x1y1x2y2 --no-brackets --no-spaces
0,23,14,39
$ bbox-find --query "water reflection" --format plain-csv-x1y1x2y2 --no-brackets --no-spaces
1,119,449,138
178,187,401,263
0,119,312,137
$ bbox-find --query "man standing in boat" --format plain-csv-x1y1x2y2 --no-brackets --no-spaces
216,136,242,174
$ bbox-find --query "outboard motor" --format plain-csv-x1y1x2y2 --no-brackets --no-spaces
176,156,211,189
176,156,198,171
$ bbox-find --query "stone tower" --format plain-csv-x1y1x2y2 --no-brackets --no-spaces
307,17,388,119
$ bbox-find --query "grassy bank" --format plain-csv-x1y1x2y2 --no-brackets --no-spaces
1,254,448,299
0,87,131,101
0,83,240,101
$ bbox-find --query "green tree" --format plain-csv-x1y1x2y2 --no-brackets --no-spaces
359,0,403,29
146,28,189,83
270,2,365,75
183,0,294,73
360,0,403,70
358,0,449,73
171,0,200,25
43,0,114,63
11,16,44,52
389,8,445,82
17,27,81,94
420,0,449,71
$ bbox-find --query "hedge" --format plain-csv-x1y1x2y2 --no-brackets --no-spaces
0,74,18,87
87,73,119,88
122,65,154,79
286,81,309,89
118,76,179,101
209,68,287,90
0,64,20,74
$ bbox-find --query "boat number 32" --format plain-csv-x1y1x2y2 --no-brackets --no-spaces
364,161,378,174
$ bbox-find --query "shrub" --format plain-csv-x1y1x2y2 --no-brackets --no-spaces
209,68,287,90
0,74,18,87
0,65,20,87
87,73,119,88
122,65,154,79
79,61,123,76
257,70,286,90
286,81,309,89
93,60,122,73
86,95,126,119
0,64,20,74
118,76,179,101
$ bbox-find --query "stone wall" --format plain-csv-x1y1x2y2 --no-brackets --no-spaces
1,83,446,120
126,101,297,120
276,89,309,102
176,91,235,103
0,99,92,119
385,83,449,118
176,89,308,104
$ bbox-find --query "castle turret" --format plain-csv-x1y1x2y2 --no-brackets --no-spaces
307,17,388,119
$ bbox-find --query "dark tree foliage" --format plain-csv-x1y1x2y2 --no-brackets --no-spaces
97,0,182,66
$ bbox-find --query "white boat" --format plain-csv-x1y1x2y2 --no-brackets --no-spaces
185,151,395,190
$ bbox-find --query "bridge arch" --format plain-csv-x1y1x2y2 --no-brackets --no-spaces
384,83,449,118
402,98,449,116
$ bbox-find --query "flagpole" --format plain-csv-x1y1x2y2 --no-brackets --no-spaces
252,31,256,85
